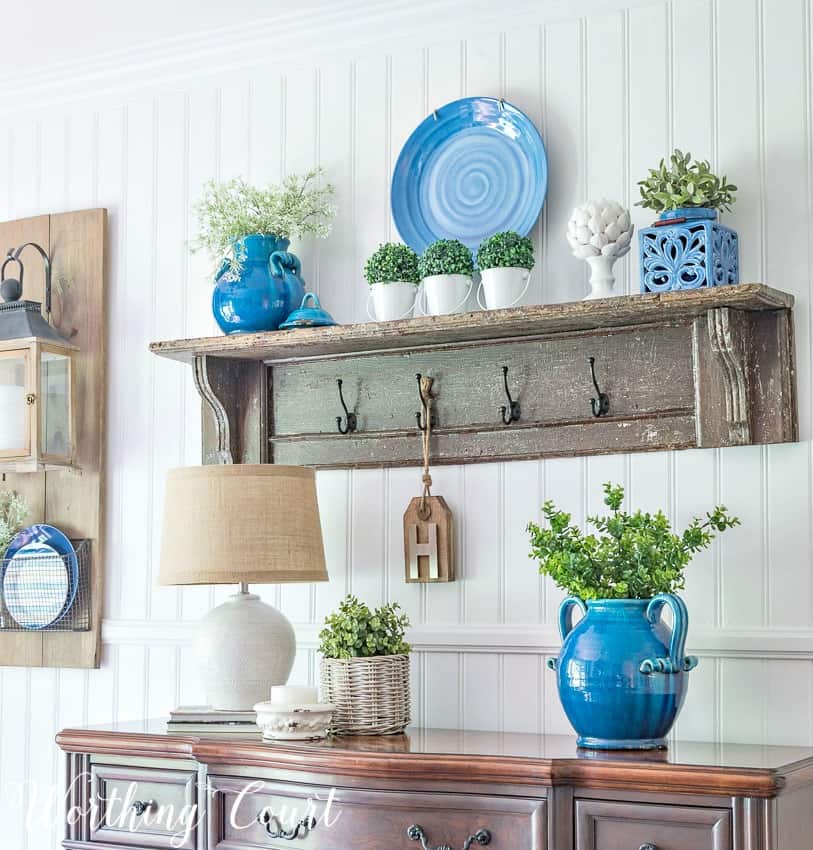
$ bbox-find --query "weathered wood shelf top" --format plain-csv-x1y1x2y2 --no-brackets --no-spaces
150,283,793,364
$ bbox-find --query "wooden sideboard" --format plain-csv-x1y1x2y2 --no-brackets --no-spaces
56,722,813,850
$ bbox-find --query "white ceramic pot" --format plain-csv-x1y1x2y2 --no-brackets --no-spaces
418,274,473,316
583,254,618,300
476,267,531,310
254,701,336,741
367,281,418,321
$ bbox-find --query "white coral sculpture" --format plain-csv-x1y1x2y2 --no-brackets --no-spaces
566,199,633,259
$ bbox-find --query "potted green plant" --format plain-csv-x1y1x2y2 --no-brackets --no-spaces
193,169,335,334
637,149,739,292
417,239,474,316
476,231,534,309
364,243,420,321
528,482,739,750
319,594,411,735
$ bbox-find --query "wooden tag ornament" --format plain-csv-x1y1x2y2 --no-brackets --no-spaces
403,374,455,583
404,495,454,583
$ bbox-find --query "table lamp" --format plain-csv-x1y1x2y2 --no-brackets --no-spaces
158,464,328,710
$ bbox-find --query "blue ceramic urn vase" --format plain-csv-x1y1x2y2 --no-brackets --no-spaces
638,207,739,292
549,594,698,750
211,234,305,334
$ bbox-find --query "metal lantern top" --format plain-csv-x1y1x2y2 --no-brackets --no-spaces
0,242,76,350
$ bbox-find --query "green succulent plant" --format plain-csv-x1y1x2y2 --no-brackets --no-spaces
193,168,336,277
527,482,740,600
476,231,534,271
418,239,474,279
637,149,737,214
318,595,411,659
364,243,420,285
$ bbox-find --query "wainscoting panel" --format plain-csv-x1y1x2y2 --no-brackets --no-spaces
1,1,813,847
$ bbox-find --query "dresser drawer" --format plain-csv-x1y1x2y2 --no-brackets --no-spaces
575,799,731,850
89,764,198,849
209,776,546,850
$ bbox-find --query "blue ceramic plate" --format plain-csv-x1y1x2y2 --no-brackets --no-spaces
391,97,548,255
2,525,78,630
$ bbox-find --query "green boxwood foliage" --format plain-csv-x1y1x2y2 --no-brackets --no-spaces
476,231,534,271
637,149,737,214
364,243,420,285
418,239,474,279
318,595,411,659
527,482,739,600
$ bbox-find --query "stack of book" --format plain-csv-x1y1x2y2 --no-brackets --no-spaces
166,706,260,736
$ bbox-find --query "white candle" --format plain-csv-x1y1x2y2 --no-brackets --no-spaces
270,685,318,706
0,385,25,450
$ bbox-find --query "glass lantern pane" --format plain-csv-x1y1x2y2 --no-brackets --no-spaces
41,351,70,458
0,352,28,454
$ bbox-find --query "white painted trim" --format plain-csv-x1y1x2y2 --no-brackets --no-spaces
0,0,664,114
101,619,813,660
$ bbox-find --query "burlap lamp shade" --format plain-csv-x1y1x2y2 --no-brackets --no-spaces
158,464,328,711
159,464,328,586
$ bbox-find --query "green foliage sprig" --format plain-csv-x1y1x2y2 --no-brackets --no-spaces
364,243,420,285
637,149,737,214
0,491,28,554
476,231,534,271
418,239,474,279
527,483,739,600
193,168,336,277
318,595,411,659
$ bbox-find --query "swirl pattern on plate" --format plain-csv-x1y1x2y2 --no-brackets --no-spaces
392,98,547,254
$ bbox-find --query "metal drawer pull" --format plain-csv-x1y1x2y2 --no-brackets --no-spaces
407,824,491,850
257,811,317,840
130,800,155,816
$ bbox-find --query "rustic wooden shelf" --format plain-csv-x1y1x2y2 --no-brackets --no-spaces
151,284,793,364
150,284,798,469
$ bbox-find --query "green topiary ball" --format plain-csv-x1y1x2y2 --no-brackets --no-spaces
476,231,535,271
364,243,420,285
418,239,475,279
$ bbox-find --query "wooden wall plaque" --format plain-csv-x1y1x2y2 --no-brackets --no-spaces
0,210,107,669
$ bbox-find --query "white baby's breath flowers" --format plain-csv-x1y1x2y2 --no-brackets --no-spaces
193,168,336,278
566,199,634,260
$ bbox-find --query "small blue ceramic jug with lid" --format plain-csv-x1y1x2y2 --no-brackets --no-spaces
549,593,698,749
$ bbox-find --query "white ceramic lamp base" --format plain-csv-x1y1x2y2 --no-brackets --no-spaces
196,589,296,711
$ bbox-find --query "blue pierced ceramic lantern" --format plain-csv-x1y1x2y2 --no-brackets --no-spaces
549,594,697,749
638,207,738,293
211,235,305,334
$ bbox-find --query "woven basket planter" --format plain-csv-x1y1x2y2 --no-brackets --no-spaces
320,654,411,735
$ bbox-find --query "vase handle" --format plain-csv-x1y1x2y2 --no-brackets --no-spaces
270,250,302,278
558,596,587,641
640,593,698,674
214,258,231,282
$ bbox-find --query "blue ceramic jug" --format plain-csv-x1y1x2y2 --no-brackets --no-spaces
211,235,305,334
549,594,698,750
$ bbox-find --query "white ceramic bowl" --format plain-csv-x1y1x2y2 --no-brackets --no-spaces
253,701,336,741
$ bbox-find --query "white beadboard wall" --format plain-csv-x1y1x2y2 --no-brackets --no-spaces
2,0,813,844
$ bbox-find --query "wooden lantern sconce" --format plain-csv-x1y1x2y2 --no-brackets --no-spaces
0,210,107,669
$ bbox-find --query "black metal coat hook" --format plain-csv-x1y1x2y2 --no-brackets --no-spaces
415,373,437,432
500,366,521,425
589,356,610,417
335,379,357,434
